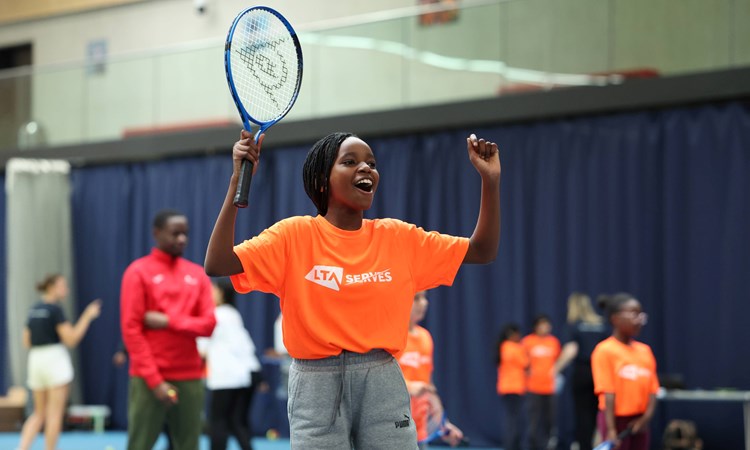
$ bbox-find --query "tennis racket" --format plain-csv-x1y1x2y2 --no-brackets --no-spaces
593,428,633,450
417,391,467,446
224,6,303,207
419,392,446,445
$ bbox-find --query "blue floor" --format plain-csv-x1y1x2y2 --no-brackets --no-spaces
0,431,501,449
0,431,290,450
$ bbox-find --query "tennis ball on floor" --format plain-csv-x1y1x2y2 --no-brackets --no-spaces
266,429,279,440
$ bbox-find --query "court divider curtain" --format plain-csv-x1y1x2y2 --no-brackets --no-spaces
67,100,749,447
4,159,82,403
0,174,6,394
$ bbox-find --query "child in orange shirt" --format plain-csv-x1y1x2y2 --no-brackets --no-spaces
522,315,561,450
496,323,527,450
397,291,464,449
205,131,501,449
591,293,657,450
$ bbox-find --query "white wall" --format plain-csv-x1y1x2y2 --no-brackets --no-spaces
1,0,749,147
0,0,414,66
2,0,419,145
7,0,516,145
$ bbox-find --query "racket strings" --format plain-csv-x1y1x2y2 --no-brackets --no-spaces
230,11,300,122
420,391,446,443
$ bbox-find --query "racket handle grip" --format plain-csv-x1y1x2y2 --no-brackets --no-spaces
233,159,254,208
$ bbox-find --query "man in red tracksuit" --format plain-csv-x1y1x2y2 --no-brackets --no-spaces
121,209,216,450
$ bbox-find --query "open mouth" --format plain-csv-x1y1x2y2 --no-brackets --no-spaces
354,179,374,193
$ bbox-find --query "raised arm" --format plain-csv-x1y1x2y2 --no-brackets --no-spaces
57,299,101,348
205,130,264,276
463,134,501,264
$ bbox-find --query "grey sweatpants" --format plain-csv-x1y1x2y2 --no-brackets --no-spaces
287,349,418,450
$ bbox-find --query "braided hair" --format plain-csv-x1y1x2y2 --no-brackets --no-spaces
302,132,356,216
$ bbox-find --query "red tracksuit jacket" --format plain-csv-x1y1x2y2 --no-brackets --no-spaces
120,248,216,388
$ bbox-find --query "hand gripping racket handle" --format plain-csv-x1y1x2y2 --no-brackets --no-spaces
233,129,262,208
233,159,253,208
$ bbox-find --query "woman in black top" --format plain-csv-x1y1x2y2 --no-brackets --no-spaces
18,274,101,450
553,292,608,450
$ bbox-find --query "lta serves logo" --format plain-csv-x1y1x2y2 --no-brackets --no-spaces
305,266,344,291
617,364,652,381
305,265,393,291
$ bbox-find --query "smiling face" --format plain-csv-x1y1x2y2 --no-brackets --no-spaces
325,137,379,215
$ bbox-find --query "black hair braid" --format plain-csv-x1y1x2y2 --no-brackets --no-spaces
302,132,355,216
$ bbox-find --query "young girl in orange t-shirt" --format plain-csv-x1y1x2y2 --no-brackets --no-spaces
496,323,527,450
591,293,658,450
205,131,501,449
522,314,561,450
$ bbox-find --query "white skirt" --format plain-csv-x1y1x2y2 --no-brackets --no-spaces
27,344,74,390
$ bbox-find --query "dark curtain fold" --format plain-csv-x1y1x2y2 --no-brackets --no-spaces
55,100,750,447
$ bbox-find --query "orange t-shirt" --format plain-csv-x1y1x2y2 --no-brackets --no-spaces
396,325,434,442
231,215,469,359
397,325,434,383
497,340,528,395
522,334,561,395
591,336,659,416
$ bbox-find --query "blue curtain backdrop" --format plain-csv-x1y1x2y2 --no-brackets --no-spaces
0,100,745,447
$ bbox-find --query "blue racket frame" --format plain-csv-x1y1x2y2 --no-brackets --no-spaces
418,413,448,445
592,427,633,450
224,5,303,207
